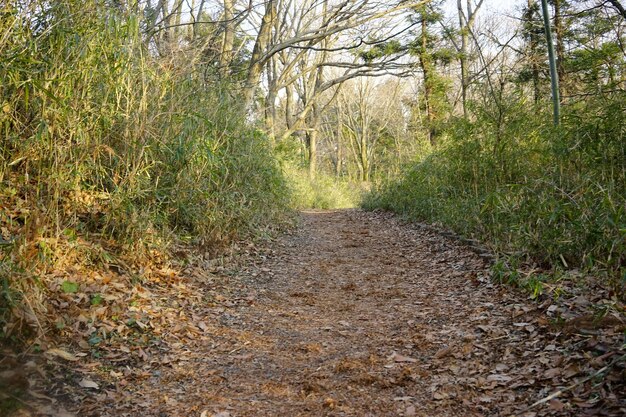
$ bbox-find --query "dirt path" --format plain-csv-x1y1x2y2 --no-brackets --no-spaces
41,210,625,416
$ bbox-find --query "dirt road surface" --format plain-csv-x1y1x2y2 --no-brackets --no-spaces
39,210,625,416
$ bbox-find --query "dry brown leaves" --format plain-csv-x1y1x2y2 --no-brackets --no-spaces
2,209,624,417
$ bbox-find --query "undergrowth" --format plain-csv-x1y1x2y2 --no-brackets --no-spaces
364,92,626,298
284,164,364,209
0,2,292,344
276,137,364,209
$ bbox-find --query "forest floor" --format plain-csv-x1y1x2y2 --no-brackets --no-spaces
3,210,625,417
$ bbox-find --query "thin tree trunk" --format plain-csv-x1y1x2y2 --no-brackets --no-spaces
285,83,295,131
265,59,278,141
528,0,541,105
194,0,206,39
360,132,369,182
173,0,184,37
540,0,560,125
159,0,170,45
419,18,436,146
457,0,469,119
243,0,275,110
457,0,483,118
336,107,343,177
308,128,318,178
219,0,235,76
608,0,626,20
188,0,196,40
306,0,328,178
553,0,565,100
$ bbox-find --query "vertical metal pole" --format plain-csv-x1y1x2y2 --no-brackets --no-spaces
540,0,560,125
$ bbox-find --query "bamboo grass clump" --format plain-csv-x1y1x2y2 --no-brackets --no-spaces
0,1,291,343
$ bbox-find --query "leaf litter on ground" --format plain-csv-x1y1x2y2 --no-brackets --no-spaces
2,209,624,416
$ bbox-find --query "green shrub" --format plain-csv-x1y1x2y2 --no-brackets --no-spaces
0,1,292,341
364,91,626,293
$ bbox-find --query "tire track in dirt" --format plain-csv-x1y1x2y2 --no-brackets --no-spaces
82,209,624,417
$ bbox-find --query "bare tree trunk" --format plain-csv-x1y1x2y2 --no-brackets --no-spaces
528,0,541,105
265,58,279,141
540,0,560,125
307,65,325,178
457,0,469,119
608,0,626,20
419,18,436,146
359,87,370,182
243,0,276,110
307,122,319,179
219,0,235,75
159,0,170,45
285,82,295,131
360,132,369,182
553,0,565,100
194,0,206,40
173,0,184,38
188,0,196,40
336,106,343,177
457,0,484,119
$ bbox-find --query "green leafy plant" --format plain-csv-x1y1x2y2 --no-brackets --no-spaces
60,281,79,294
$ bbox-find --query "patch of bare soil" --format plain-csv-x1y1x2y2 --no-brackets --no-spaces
5,210,625,416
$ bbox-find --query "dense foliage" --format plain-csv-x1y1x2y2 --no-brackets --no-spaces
364,94,626,293
0,1,292,341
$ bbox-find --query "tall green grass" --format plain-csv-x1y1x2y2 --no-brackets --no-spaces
0,2,291,341
364,92,626,293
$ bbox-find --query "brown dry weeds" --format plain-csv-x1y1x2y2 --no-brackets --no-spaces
4,209,625,417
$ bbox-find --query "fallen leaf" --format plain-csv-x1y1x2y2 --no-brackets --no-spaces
495,363,509,372
46,348,79,362
434,346,452,359
486,374,512,383
549,399,565,411
544,368,561,379
390,352,418,363
433,391,448,400
79,378,99,389
563,364,579,378
323,397,337,408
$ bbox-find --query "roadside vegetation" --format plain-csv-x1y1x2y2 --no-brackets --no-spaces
364,95,625,297
360,1,626,299
0,2,292,347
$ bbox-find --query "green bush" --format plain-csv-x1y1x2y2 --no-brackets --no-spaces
0,2,291,253
364,91,626,292
0,1,293,340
